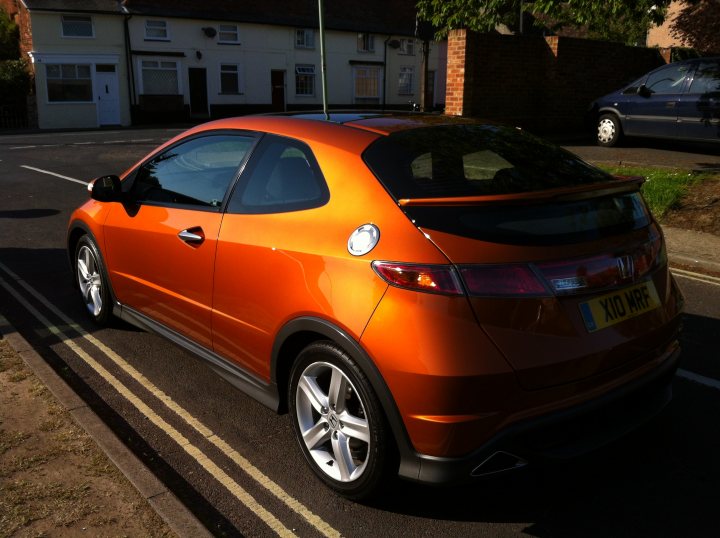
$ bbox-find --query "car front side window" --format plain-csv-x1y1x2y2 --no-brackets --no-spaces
130,134,255,209
645,64,690,95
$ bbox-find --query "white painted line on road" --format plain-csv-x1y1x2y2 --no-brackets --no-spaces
102,140,125,144
72,141,92,145
671,268,720,287
677,369,720,391
0,271,298,538
20,165,87,186
10,145,36,150
0,261,340,538
130,138,153,142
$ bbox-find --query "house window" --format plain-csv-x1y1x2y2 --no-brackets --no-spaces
61,15,93,38
46,64,93,102
218,24,239,44
295,29,314,49
141,60,179,94
399,39,415,55
357,33,375,53
398,66,414,95
145,20,169,40
353,65,381,103
220,64,242,94
295,64,315,96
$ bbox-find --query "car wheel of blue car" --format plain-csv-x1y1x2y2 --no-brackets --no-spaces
597,114,622,147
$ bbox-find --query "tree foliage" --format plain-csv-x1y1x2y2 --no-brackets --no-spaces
1,6,19,60
670,0,720,54
416,0,671,45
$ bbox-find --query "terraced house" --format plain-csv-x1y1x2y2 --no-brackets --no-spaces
0,0,446,129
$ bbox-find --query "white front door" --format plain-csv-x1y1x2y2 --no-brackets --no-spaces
96,65,120,125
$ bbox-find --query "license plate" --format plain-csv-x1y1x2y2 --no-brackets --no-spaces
579,281,661,333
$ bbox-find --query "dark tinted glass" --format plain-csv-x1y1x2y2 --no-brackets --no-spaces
406,193,650,245
227,134,329,214
362,125,612,200
689,61,720,94
131,134,254,208
645,63,690,95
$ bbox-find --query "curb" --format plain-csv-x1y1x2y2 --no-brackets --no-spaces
0,315,212,538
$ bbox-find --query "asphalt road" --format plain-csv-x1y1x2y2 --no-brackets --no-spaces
1,128,719,537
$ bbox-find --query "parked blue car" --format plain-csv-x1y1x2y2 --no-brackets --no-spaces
590,57,720,147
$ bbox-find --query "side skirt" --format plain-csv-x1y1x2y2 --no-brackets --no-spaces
114,303,280,411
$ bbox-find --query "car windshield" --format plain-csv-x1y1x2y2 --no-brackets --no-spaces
362,124,613,199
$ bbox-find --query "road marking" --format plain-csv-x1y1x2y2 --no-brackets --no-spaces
102,140,125,144
0,272,298,538
10,145,36,150
677,369,720,391
130,138,153,142
671,268,720,287
20,165,87,186
73,141,93,145
0,261,340,538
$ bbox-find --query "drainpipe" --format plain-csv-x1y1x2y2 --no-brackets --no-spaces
383,35,391,110
122,9,136,119
318,0,329,120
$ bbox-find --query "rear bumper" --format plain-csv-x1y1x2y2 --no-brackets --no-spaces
398,340,680,484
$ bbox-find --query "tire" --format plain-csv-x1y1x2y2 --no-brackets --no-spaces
75,235,112,325
597,113,622,147
289,341,392,500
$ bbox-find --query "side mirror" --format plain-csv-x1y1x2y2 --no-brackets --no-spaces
637,84,652,98
88,175,122,202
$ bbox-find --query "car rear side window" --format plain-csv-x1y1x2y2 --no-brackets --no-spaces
227,134,329,214
130,134,255,209
363,124,612,199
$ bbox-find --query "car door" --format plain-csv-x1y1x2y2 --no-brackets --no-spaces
103,132,257,348
678,60,720,142
624,62,692,139
211,134,332,378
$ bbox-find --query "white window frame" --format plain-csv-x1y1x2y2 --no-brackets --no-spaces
138,58,181,95
61,15,94,38
145,20,169,41
357,33,375,53
219,63,243,94
295,64,316,97
218,24,240,44
295,29,315,49
46,63,94,103
398,66,414,95
399,38,415,56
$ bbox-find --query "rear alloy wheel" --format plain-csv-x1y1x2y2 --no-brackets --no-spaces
289,342,390,500
597,113,622,147
75,235,112,324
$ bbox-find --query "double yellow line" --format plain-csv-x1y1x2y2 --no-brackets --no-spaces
0,261,339,538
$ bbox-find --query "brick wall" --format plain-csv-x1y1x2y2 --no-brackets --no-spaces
445,30,666,133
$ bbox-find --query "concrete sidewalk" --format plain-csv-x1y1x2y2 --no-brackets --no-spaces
663,226,720,276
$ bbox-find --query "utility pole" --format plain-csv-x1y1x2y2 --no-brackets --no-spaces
318,0,329,120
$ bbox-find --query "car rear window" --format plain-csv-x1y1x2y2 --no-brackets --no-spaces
363,124,650,244
362,124,613,199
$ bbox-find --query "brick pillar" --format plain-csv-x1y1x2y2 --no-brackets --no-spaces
445,29,468,116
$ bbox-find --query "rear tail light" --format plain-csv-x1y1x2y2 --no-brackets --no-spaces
537,232,666,294
372,262,464,296
459,265,548,296
373,230,666,298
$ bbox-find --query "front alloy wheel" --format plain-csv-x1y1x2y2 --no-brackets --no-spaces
289,342,391,500
75,235,111,324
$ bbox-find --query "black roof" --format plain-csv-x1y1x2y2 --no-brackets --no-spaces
25,0,421,36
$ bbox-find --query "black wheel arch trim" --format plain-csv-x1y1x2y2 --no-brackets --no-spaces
271,316,424,480
67,220,120,309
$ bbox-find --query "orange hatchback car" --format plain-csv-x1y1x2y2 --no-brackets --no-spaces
68,114,683,499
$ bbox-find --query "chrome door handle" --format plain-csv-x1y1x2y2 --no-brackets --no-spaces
178,228,204,245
